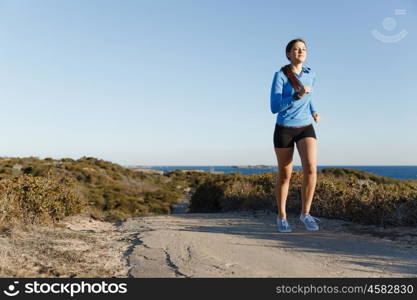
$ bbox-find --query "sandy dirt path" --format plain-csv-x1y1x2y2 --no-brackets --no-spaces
119,212,417,278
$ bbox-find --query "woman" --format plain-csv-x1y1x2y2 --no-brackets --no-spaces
270,38,321,233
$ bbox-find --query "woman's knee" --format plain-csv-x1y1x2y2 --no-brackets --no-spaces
278,166,292,181
303,163,317,175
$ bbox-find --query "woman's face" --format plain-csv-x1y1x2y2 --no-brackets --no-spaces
287,41,307,64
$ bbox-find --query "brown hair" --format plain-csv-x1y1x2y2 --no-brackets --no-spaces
281,38,307,92
285,38,306,61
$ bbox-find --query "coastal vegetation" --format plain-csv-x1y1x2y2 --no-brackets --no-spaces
1,156,416,228
0,156,184,227
188,168,417,226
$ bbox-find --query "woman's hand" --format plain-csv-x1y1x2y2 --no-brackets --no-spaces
298,85,311,97
312,112,320,123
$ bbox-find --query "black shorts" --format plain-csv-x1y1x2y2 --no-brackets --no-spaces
273,123,317,148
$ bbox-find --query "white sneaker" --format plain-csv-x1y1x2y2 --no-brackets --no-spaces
299,214,320,231
276,216,292,233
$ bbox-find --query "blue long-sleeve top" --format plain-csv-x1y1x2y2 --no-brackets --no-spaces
270,66,317,127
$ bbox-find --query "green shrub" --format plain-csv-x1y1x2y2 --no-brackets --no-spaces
0,156,187,222
189,180,224,212
188,169,417,226
0,174,84,226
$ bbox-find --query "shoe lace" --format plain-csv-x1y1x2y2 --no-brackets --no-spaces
279,219,289,229
305,214,320,225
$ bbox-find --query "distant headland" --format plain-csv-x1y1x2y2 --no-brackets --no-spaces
230,165,275,169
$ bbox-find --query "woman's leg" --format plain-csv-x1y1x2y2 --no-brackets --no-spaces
274,147,294,219
295,137,317,215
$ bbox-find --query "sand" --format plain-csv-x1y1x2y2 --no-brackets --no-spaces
121,212,417,278
2,212,417,277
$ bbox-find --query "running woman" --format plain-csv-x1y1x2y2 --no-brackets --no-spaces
270,38,321,232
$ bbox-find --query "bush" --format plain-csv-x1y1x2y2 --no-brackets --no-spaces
0,156,186,222
188,169,417,226
189,180,224,212
0,174,84,226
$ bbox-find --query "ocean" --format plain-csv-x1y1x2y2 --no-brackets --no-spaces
146,166,417,180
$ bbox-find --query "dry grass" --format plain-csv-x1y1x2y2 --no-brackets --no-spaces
0,214,131,278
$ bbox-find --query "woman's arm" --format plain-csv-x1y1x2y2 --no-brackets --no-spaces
270,72,295,114
309,75,320,123
309,76,317,114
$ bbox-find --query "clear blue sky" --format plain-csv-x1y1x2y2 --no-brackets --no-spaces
0,0,416,166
